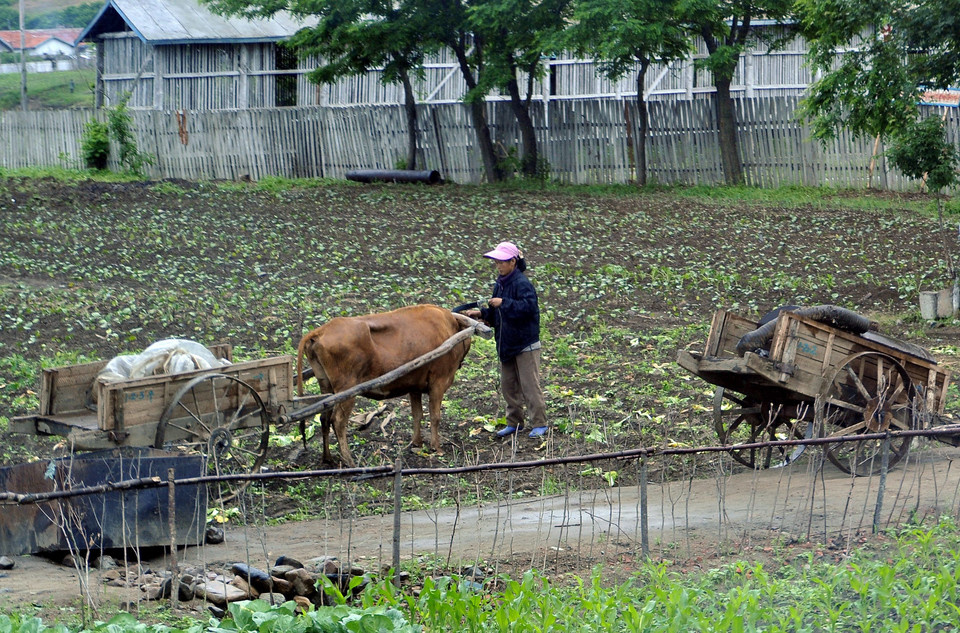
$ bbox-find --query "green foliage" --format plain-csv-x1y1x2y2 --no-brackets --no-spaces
208,598,419,633
887,116,960,193
0,5,16,29
366,524,960,632
798,0,960,154
77,103,155,175
25,2,100,29
0,70,97,111
107,102,154,176
79,119,110,170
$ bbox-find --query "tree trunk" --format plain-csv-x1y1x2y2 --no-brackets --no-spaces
714,76,744,185
505,74,538,177
452,41,504,183
399,67,418,170
635,63,649,186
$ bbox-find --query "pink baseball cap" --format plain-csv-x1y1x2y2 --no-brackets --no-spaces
483,241,521,261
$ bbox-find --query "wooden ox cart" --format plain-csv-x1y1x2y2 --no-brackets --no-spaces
9,319,486,500
677,306,953,475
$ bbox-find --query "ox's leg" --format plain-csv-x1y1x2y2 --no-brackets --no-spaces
409,392,424,448
427,380,454,452
332,397,357,468
319,410,334,464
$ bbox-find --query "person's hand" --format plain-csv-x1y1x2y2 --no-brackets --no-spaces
463,309,481,318
488,298,503,308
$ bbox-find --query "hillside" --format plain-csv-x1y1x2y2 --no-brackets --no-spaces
0,68,96,109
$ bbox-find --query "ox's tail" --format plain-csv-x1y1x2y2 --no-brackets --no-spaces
296,333,310,397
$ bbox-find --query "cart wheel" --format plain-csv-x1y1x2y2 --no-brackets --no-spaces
816,352,916,476
714,388,806,470
154,373,269,502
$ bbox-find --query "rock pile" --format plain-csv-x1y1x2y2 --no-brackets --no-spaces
92,555,369,611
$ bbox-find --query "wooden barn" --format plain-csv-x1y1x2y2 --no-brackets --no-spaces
77,0,318,110
78,0,812,112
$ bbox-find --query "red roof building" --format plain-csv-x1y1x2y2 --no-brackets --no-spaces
0,28,83,56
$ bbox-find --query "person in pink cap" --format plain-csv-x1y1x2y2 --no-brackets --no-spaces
464,241,547,439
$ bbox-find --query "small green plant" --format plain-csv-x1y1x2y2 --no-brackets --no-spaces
79,119,110,170
107,102,154,176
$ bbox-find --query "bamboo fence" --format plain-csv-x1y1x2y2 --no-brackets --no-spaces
2,95,957,189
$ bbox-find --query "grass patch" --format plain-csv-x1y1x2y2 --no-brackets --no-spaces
0,69,97,110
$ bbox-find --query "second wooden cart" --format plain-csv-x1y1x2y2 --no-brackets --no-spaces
678,307,953,475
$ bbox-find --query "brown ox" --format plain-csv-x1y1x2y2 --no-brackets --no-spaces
296,304,475,467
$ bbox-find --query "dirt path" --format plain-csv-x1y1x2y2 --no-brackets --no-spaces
3,443,960,613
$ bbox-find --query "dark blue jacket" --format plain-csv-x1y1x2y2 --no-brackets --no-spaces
479,268,540,361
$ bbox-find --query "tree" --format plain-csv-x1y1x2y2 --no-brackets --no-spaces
203,0,429,171
564,0,690,185
887,116,960,299
798,0,960,300
428,0,506,182
470,0,571,178
0,5,17,30
796,0,917,185
684,0,795,185
287,0,432,170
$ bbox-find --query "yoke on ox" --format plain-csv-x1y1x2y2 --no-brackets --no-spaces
296,304,480,467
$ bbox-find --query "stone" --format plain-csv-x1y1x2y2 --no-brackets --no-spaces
102,569,122,581
293,595,312,613
285,568,316,596
270,564,297,577
196,580,249,605
231,563,273,592
275,555,303,569
178,580,196,601
160,577,197,602
94,555,118,570
305,556,341,575
0,556,14,570
230,576,258,599
61,554,77,568
269,577,293,594
461,566,484,581
205,525,225,544
259,592,287,605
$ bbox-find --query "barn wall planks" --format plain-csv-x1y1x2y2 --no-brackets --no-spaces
0,95,950,189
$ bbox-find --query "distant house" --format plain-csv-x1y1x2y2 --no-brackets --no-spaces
0,28,83,57
77,0,317,110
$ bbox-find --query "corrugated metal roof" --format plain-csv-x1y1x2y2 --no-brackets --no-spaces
78,0,316,45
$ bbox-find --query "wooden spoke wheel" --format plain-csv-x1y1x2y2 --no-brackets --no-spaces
714,387,807,470
154,373,269,502
816,352,916,476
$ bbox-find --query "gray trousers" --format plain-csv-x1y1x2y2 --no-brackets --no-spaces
501,348,547,429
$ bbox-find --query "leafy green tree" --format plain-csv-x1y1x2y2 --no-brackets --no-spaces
288,0,432,171
796,0,917,185
564,0,690,185
427,0,507,182
0,5,17,30
684,0,795,185
799,0,960,294
27,2,100,28
470,0,571,178
203,0,431,172
887,116,960,290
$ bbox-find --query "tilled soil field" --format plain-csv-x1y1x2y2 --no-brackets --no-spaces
2,179,960,616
